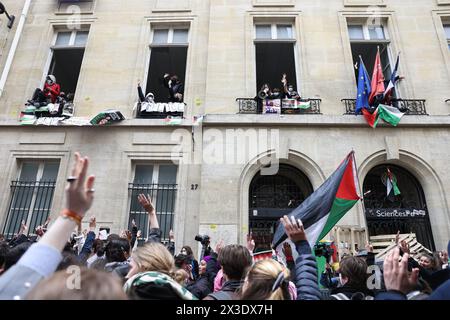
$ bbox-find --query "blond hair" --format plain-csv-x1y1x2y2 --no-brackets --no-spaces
132,242,175,277
241,259,291,300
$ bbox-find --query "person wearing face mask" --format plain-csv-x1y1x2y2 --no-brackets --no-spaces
137,81,155,104
281,73,301,100
163,73,184,103
27,75,61,107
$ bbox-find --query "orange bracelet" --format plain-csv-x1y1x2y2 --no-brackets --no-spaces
61,209,82,226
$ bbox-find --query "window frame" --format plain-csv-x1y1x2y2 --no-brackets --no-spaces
254,23,296,43
347,21,390,42
253,21,300,95
41,28,90,99
347,20,398,96
129,163,178,241
444,24,450,50
143,26,190,104
3,161,60,237
51,29,90,50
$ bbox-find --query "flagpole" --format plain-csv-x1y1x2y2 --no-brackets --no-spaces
353,151,370,245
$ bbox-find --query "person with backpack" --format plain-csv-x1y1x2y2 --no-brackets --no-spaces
329,256,374,300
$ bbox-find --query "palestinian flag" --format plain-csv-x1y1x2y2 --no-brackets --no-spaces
362,108,379,128
272,152,360,248
297,101,311,109
386,168,401,201
377,104,405,126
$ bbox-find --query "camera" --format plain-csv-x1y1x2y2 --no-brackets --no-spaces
195,234,210,246
314,242,334,263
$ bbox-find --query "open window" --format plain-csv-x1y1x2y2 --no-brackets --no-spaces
254,23,297,93
444,24,450,50
347,20,393,92
146,27,189,103
47,29,89,98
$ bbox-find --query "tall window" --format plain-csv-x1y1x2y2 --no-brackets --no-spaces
128,164,178,242
444,24,450,50
2,161,60,238
254,23,297,93
146,27,189,103
348,21,393,90
48,29,89,97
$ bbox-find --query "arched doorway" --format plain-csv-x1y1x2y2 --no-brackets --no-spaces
249,164,313,252
363,164,435,251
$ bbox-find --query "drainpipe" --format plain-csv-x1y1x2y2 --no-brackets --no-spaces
0,0,32,97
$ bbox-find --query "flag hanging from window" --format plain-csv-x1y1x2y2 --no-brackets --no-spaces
355,57,372,114
368,47,385,105
386,168,401,201
384,53,400,104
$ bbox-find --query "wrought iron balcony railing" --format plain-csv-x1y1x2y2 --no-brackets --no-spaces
342,98,428,115
236,98,321,114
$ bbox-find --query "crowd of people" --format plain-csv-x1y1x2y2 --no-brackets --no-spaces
0,152,448,300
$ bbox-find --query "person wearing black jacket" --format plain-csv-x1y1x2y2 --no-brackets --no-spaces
186,253,220,299
137,81,155,104
329,255,374,300
163,74,184,102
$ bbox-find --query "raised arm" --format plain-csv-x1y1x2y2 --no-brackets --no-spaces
138,194,161,243
280,215,321,300
0,152,95,299
137,81,145,102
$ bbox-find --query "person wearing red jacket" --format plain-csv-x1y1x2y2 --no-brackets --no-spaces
27,75,61,107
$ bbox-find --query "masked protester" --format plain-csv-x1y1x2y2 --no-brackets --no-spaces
137,81,155,104
163,73,184,103
28,75,61,107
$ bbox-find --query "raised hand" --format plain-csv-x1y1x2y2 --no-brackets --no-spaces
131,219,136,228
280,215,307,243
137,194,155,214
65,152,95,218
246,233,255,253
89,216,96,231
19,220,28,234
383,247,419,295
169,229,175,242
399,240,410,255
43,216,51,228
215,239,224,254
365,242,374,253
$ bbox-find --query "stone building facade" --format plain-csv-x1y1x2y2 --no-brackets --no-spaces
0,0,449,255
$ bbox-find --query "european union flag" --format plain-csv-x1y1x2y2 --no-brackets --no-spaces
355,57,372,114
